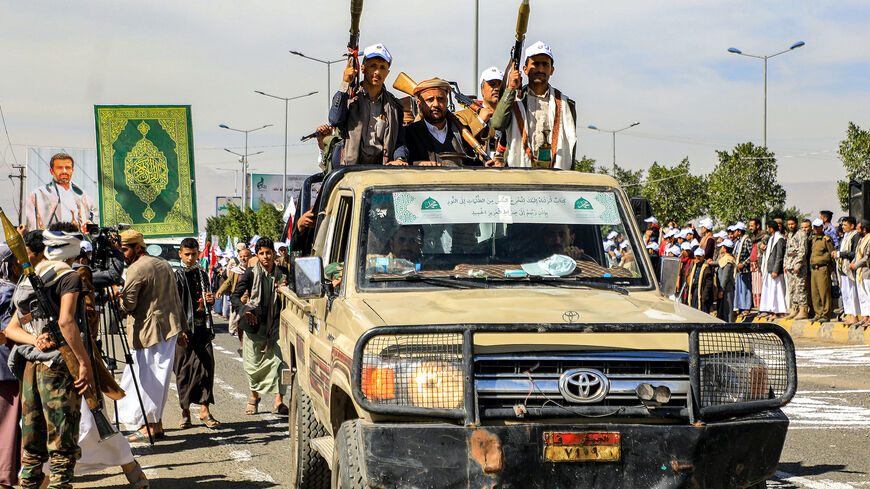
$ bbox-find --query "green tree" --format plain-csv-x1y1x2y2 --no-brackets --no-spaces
602,163,645,199
836,122,870,211
572,155,598,173
765,204,808,222
707,142,785,224
641,158,708,225
205,215,229,243
256,203,285,240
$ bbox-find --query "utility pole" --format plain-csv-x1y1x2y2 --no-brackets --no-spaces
9,165,25,223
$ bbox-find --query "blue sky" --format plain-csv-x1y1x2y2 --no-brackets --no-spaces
1,0,869,224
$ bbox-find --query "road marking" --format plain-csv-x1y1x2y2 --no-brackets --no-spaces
239,468,275,483
784,395,870,428
795,345,870,367
215,377,248,400
774,470,858,489
230,449,253,462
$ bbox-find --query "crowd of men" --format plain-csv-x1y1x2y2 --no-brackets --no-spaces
0,161,292,489
640,210,866,324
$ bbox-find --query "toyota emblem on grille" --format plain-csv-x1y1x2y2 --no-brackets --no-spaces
562,311,580,323
558,368,610,403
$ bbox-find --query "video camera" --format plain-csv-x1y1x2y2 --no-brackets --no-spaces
85,223,129,275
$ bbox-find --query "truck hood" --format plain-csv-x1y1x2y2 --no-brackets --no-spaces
360,288,711,352
361,287,713,326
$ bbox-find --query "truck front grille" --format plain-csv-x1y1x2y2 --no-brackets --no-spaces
474,351,689,418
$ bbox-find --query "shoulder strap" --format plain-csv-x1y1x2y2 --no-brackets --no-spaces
550,89,563,168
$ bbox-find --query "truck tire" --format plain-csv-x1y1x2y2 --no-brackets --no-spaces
289,378,330,489
332,419,371,489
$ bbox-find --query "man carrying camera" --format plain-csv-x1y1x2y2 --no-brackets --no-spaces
115,230,187,442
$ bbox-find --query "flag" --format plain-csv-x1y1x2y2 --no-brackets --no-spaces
94,105,198,237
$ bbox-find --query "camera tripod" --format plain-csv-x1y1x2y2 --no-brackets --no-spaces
96,286,154,445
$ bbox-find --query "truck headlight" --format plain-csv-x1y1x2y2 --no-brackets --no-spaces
359,333,464,411
699,332,784,407
409,361,464,409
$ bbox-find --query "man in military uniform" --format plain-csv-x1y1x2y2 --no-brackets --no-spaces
809,218,836,321
3,226,94,488
784,217,810,320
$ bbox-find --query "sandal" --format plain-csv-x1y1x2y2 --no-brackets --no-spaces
246,397,260,415
127,430,151,443
200,414,220,428
273,403,289,416
178,415,192,429
124,460,150,489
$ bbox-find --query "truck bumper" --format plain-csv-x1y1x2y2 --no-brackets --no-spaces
356,410,788,489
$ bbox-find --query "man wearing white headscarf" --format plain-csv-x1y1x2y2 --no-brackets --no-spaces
759,221,787,317
492,41,577,169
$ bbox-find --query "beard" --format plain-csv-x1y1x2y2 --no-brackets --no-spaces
422,110,445,125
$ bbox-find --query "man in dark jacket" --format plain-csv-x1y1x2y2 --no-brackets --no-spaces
759,221,787,317
686,247,716,313
328,43,407,166
397,78,479,166
173,238,218,429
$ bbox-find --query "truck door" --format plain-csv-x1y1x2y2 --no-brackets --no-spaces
307,192,354,412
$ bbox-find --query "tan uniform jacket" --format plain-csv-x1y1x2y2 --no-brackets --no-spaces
120,254,187,350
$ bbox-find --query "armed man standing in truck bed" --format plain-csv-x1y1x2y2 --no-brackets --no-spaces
491,41,577,169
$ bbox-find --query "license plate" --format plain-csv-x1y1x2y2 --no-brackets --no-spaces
543,432,621,462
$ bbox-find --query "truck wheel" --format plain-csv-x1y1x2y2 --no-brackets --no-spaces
289,378,330,489
332,419,371,489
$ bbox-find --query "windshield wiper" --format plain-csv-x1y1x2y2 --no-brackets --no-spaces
525,276,630,295
371,273,488,289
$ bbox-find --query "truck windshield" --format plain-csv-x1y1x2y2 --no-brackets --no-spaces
359,187,651,289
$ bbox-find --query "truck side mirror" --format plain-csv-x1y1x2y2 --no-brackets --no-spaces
294,256,324,299
658,256,681,298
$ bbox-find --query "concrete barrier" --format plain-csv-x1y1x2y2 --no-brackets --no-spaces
751,317,870,345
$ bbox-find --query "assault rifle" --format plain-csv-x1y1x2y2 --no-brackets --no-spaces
196,264,216,339
503,0,531,87
0,207,116,440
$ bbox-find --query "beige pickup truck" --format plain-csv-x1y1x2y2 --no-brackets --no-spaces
278,167,796,489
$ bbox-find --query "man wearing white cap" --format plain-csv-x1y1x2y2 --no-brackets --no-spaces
329,43,407,166
697,218,715,261
809,219,835,320
491,41,577,169
759,221,787,318
716,239,737,321
732,222,753,316
686,247,715,313
455,66,505,160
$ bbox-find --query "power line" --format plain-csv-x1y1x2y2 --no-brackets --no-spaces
0,105,19,166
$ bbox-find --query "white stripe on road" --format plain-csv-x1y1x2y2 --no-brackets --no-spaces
775,470,858,489
796,389,870,394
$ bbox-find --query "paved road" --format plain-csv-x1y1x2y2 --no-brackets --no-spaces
76,321,869,488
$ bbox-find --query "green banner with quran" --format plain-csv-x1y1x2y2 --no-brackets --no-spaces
94,105,198,237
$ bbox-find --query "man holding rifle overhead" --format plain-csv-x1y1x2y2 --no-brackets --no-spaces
491,41,578,169
455,66,505,160
328,43,408,166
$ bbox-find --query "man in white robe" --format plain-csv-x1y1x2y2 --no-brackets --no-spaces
491,41,577,169
116,230,187,442
834,216,860,324
759,221,787,317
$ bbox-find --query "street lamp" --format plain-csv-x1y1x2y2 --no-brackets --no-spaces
289,51,345,108
587,122,640,175
219,124,272,207
223,149,263,199
255,90,318,205
727,41,805,148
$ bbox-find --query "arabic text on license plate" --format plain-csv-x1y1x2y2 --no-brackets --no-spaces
543,431,621,462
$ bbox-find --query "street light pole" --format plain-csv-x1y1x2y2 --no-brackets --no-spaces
587,122,640,175
224,149,263,202
219,123,272,207
727,41,805,148
289,51,345,108
255,90,318,205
